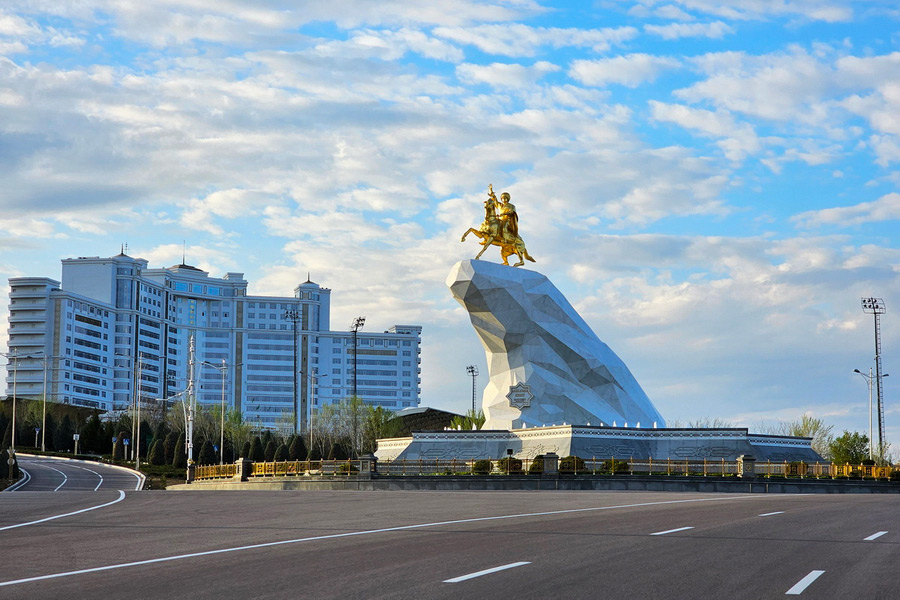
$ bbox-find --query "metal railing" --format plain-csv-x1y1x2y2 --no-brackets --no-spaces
249,459,366,477
192,457,900,481
195,463,237,480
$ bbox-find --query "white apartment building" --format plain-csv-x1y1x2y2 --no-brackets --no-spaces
5,252,422,431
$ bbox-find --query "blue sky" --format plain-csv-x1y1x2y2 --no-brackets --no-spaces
2,1,900,452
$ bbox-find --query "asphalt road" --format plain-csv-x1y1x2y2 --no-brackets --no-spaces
7,454,144,492
2,468,900,599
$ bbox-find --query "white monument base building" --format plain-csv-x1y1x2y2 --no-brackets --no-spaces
376,424,821,463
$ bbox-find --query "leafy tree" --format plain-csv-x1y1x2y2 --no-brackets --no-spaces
829,431,869,465
172,432,186,468
449,409,486,431
362,406,403,452
164,431,178,465
289,435,307,461
81,413,104,454
148,439,166,466
264,440,277,462
1,421,11,450
274,443,289,462
198,440,216,465
328,441,348,460
113,432,126,460
249,436,264,462
777,414,834,459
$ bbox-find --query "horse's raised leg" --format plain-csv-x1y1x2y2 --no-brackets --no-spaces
474,237,494,259
461,228,480,242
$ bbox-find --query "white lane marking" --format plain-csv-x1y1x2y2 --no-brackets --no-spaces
3,468,31,492
650,526,694,536
864,531,888,541
786,570,825,595
0,495,757,588
759,511,785,517
45,465,68,491
0,490,126,532
444,562,531,583
98,462,144,491
66,464,104,491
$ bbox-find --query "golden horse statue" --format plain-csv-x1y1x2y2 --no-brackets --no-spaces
461,185,535,267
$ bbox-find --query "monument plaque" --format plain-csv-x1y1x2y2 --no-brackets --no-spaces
506,383,533,409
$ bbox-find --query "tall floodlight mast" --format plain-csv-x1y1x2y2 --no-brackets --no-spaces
861,297,887,457
466,365,478,413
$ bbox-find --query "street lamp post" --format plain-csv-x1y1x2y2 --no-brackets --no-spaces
854,368,890,461
39,355,63,452
283,309,302,435
350,317,365,458
201,359,235,465
350,317,365,400
300,370,327,451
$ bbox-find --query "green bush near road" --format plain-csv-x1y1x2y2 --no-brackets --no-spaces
559,455,585,474
600,459,629,474
496,457,524,474
472,459,492,475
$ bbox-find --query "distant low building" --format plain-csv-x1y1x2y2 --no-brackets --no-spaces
6,252,422,432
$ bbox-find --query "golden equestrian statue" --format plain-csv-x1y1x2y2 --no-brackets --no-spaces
461,184,536,267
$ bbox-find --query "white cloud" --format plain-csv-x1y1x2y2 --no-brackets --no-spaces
433,23,638,56
570,54,680,88
792,193,900,228
645,20,734,40
628,0,853,23
456,61,559,88
649,100,761,161
315,28,464,62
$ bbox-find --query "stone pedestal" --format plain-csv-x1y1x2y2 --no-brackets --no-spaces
234,458,253,482
737,454,757,478
447,260,664,430
542,452,559,478
358,453,377,480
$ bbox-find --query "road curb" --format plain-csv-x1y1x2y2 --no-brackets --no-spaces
16,453,146,491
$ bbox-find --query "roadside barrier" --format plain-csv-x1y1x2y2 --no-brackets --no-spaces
192,456,900,482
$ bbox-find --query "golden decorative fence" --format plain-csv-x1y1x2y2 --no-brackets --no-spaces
195,463,237,480
192,457,900,481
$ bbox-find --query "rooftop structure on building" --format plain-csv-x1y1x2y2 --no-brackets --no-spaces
5,253,422,433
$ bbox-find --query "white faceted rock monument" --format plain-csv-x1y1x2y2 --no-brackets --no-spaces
448,259,665,430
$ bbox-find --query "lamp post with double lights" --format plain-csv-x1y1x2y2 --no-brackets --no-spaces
854,368,890,461
299,370,327,451
1,349,41,455
201,359,240,465
38,354,63,452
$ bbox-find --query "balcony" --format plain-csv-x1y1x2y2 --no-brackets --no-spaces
9,288,51,299
9,312,47,323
